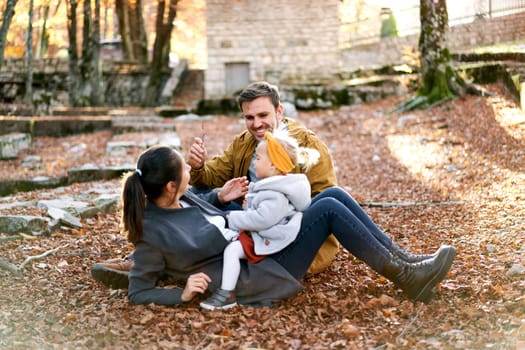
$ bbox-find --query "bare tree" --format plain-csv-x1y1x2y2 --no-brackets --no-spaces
92,0,102,105
77,0,102,106
25,0,34,106
80,0,94,104
115,0,147,64
0,0,19,69
144,0,178,106
66,0,80,106
36,1,51,58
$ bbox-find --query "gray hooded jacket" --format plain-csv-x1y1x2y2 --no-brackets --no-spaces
227,173,311,255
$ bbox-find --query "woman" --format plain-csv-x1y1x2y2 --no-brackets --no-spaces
122,145,456,307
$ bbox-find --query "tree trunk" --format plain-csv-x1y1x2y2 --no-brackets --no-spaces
115,0,133,60
80,0,94,104
395,0,470,112
25,0,34,107
130,0,147,64
417,0,454,102
37,3,50,58
0,0,19,69
115,0,147,64
91,0,102,105
66,0,81,106
144,0,177,106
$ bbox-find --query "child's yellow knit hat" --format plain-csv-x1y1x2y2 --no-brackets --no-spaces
264,132,294,173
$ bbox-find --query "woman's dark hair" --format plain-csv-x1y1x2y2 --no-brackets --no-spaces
237,81,280,111
121,145,184,244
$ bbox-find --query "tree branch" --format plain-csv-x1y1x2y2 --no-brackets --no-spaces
360,200,465,208
0,244,68,276
19,244,68,270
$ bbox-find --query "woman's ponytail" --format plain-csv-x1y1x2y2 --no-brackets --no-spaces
121,170,146,244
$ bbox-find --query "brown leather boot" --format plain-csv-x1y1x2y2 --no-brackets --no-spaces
382,245,456,303
90,257,132,289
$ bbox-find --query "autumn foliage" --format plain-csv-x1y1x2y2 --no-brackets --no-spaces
0,84,524,349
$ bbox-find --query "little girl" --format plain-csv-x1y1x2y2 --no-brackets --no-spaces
199,131,319,310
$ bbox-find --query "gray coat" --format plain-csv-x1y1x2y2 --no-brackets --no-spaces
227,174,311,255
127,191,304,307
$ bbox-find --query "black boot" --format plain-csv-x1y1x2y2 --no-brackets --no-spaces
389,243,450,263
381,245,456,303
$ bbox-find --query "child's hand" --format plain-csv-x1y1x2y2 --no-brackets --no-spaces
219,176,249,203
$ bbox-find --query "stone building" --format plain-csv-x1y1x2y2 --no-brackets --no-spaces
205,0,341,99
205,0,525,100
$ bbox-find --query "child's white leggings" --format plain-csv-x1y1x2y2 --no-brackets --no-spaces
221,240,246,291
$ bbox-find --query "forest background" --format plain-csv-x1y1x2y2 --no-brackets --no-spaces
1,0,206,67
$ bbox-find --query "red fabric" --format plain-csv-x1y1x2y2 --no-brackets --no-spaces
238,231,266,264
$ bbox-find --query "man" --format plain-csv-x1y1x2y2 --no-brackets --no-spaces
91,81,340,289
188,81,340,274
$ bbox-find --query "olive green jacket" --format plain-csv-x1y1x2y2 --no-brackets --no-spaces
190,117,340,274
190,118,337,197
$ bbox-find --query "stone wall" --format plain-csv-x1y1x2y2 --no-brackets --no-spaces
0,59,171,109
205,0,340,99
0,58,149,75
341,11,525,72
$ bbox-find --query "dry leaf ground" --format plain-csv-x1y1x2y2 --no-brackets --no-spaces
0,84,524,349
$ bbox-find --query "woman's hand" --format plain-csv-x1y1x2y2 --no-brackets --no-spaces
181,272,212,302
219,176,249,203
187,137,208,170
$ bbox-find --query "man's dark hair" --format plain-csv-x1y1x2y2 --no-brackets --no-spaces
237,81,280,111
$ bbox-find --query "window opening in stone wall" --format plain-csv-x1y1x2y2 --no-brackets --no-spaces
225,62,250,96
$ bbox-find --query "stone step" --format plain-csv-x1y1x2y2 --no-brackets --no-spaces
105,134,182,155
111,121,177,134
0,133,31,159
452,52,525,63
457,62,525,108
52,107,160,118
0,114,181,136
0,180,121,235
0,116,112,137
67,164,135,184
111,115,165,123
0,215,50,236
108,108,158,117
0,176,68,197
280,76,410,110
0,103,33,116
52,106,112,116
156,106,193,117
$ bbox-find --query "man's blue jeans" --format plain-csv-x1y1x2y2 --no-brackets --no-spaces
271,187,394,280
